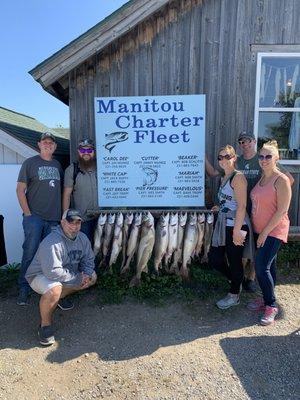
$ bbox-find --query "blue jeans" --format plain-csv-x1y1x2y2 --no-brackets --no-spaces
254,235,282,307
19,214,58,292
80,218,97,245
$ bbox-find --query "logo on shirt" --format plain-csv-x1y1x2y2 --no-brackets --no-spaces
49,180,55,187
38,166,60,181
68,250,83,264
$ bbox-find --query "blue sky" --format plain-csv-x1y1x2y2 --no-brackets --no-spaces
0,1,128,128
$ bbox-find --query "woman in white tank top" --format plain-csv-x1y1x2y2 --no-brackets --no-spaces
209,145,248,310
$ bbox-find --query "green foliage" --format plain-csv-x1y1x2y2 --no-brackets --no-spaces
278,242,300,264
0,264,20,297
95,261,227,306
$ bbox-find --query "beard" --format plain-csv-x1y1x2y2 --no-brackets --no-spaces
79,157,96,171
65,231,78,240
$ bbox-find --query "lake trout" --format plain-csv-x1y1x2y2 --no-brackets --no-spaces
201,213,214,263
93,213,107,257
181,212,198,279
170,211,187,274
109,212,124,268
120,212,134,270
130,212,155,287
195,213,205,259
153,212,169,273
121,212,142,274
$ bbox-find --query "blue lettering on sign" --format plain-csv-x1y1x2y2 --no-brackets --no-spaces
96,99,185,114
134,130,190,144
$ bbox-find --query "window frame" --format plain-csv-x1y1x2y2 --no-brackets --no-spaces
254,52,300,165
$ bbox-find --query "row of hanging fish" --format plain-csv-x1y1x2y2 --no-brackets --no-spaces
93,211,214,286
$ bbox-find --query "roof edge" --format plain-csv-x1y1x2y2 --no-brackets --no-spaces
29,0,170,90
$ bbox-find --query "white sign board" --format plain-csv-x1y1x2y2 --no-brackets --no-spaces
95,95,205,208
0,164,23,264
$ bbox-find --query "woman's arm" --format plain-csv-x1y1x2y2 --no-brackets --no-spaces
232,173,247,245
257,176,292,247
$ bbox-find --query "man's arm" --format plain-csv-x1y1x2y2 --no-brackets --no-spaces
16,182,31,215
79,237,95,277
62,187,73,212
62,164,74,211
40,242,78,283
277,164,294,186
205,156,220,178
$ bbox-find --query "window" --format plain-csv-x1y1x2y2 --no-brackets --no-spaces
254,53,300,164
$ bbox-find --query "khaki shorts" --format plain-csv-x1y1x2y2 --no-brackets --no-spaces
30,272,97,295
30,275,62,295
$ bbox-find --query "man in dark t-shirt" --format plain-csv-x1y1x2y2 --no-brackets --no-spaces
16,132,63,305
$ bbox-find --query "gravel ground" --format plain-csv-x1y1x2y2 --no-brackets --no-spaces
0,277,299,400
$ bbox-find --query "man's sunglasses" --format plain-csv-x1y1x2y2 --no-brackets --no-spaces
238,139,252,145
79,147,94,154
258,154,273,161
217,154,233,161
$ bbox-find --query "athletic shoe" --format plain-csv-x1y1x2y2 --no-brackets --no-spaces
17,289,29,306
57,298,74,311
242,279,257,293
38,325,55,346
260,306,278,326
247,297,265,311
216,293,240,310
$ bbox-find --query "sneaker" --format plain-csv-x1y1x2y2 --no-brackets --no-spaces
38,325,55,346
247,297,265,312
17,289,30,306
260,306,278,326
242,279,257,293
57,298,74,311
216,293,240,310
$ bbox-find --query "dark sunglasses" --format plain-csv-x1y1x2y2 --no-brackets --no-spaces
217,154,233,161
79,147,94,154
258,154,273,161
238,139,252,145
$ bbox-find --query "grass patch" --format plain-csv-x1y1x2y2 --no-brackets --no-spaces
0,263,20,297
95,261,227,306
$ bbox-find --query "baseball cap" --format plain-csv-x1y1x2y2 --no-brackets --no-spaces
62,209,83,223
39,131,56,142
78,138,95,148
237,131,255,141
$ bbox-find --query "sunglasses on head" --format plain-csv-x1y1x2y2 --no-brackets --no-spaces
217,154,233,161
258,154,273,161
79,147,94,154
238,138,252,145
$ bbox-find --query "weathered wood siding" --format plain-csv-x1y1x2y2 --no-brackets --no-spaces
68,0,300,224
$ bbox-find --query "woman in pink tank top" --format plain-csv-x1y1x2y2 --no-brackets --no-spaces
248,140,292,326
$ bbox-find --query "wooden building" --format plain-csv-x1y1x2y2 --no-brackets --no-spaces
30,0,300,224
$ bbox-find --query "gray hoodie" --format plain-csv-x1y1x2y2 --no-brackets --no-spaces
25,225,95,287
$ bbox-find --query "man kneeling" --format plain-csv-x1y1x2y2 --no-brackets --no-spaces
25,208,97,346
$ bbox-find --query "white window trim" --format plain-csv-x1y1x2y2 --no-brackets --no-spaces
254,52,300,165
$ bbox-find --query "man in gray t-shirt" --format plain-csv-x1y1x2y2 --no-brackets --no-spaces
63,138,98,243
16,132,63,305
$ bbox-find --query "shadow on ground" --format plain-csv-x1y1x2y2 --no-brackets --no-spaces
220,331,300,400
0,287,293,365
0,287,261,363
